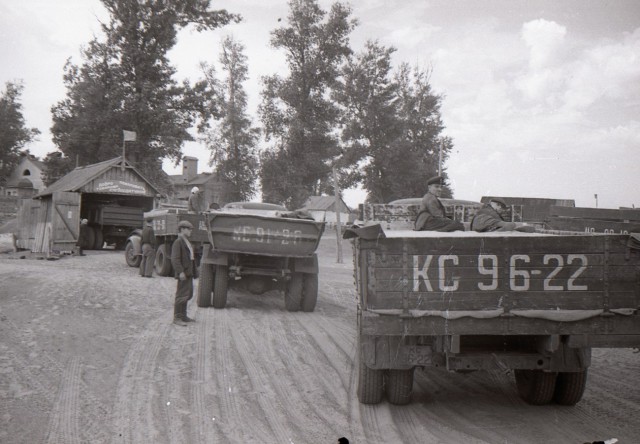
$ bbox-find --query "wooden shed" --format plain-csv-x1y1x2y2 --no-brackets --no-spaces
18,157,161,254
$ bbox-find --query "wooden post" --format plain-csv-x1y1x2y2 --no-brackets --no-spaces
333,167,343,264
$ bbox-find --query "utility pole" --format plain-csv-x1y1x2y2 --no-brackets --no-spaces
438,140,443,176
333,166,343,264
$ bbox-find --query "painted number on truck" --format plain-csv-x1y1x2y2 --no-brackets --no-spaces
233,226,303,245
412,254,589,292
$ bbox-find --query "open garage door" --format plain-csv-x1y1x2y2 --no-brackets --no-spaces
51,191,81,253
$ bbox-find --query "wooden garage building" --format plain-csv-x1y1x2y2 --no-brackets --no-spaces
17,157,161,254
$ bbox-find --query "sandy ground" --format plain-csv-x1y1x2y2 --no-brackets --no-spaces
0,234,639,444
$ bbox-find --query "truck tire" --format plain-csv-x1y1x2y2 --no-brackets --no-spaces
84,226,96,249
553,370,588,406
125,241,141,268
515,369,557,405
212,264,228,309
197,263,214,307
284,272,303,311
93,227,103,250
357,348,384,404
301,273,318,312
155,244,173,276
387,368,414,405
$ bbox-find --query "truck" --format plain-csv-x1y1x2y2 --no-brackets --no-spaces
197,208,325,311
349,203,640,406
83,204,145,250
124,205,210,275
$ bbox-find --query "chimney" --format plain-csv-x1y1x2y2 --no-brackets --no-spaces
182,156,198,181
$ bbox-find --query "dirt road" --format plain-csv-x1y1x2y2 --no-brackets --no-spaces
1,235,639,443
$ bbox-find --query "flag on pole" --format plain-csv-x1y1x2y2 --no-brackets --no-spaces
123,130,137,141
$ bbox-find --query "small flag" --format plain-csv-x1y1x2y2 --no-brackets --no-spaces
123,130,137,141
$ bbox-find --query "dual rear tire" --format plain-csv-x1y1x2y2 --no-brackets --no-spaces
285,272,318,312
515,369,587,406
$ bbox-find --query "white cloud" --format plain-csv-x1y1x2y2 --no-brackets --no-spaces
521,19,567,69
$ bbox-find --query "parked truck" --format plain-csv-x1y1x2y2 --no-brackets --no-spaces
124,206,210,276
349,203,640,406
197,208,325,312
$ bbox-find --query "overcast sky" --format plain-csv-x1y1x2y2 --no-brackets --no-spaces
1,0,639,209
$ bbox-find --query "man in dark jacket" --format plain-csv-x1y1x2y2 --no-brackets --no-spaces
415,175,465,232
471,198,517,232
170,220,198,326
139,218,157,277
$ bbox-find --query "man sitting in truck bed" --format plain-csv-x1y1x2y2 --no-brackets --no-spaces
471,197,518,232
414,175,465,232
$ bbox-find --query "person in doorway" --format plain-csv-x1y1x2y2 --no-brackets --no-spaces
187,186,205,213
76,219,90,256
414,175,465,232
139,218,157,277
471,197,518,232
170,220,198,326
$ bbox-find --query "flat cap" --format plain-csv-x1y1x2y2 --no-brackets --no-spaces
490,197,508,207
191,186,199,193
427,175,443,186
178,220,193,229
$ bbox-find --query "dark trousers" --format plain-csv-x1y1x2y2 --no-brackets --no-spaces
174,278,193,318
139,244,155,277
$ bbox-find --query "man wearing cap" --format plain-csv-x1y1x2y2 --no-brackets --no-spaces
471,198,518,232
415,175,465,232
139,218,157,278
170,220,199,326
188,187,205,213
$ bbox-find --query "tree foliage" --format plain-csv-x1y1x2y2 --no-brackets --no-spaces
202,36,259,202
258,0,356,208
336,41,452,203
0,81,40,186
48,0,239,191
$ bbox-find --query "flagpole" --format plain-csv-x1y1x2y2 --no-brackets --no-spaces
122,136,126,172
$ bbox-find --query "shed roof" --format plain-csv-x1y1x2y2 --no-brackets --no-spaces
303,195,350,212
36,156,161,198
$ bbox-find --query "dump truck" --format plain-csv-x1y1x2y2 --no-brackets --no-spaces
349,203,640,406
124,205,210,275
197,208,325,312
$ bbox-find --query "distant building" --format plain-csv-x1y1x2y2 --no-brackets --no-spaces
302,195,354,226
3,152,46,197
167,156,232,208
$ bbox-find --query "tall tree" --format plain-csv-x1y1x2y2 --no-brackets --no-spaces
49,0,239,190
258,0,356,208
0,81,40,186
202,36,259,202
336,42,452,203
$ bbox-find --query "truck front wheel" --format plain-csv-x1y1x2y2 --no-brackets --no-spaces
212,265,228,309
357,349,384,404
515,369,557,405
155,244,173,276
387,368,414,405
553,370,588,405
301,273,318,312
285,272,303,311
125,241,141,267
197,263,214,307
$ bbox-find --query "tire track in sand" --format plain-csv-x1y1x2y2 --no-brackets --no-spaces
111,317,169,444
45,356,81,444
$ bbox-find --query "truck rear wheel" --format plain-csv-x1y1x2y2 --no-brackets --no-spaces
84,226,96,249
553,370,588,406
197,263,214,307
212,265,228,309
515,369,557,405
93,227,103,250
125,241,141,267
155,244,172,276
357,348,384,404
301,273,318,312
387,368,414,405
285,272,303,311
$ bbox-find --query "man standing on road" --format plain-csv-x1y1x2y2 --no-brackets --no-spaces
139,218,157,277
471,198,518,232
170,220,198,326
76,219,89,256
414,175,465,232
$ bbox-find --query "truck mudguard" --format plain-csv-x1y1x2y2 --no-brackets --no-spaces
293,254,318,274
